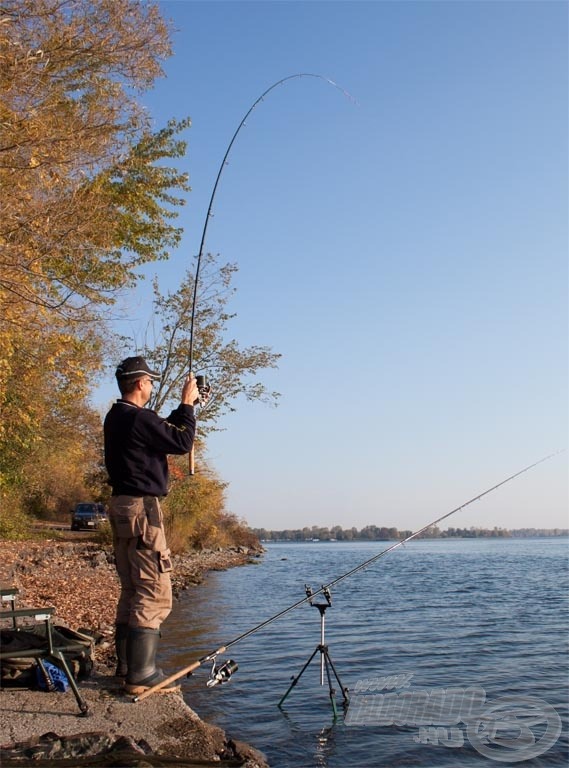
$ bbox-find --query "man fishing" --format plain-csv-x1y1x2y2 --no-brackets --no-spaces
104,356,199,695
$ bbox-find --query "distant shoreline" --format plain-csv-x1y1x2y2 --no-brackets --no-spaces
257,530,569,543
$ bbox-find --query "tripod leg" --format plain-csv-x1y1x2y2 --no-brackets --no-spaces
324,650,349,705
322,652,338,718
278,646,321,708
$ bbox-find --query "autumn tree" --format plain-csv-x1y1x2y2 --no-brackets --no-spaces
109,253,281,551
0,1,190,317
162,455,229,552
136,252,281,430
0,1,278,548
161,454,259,553
0,0,191,523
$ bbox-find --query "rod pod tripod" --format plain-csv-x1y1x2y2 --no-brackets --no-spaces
278,587,349,717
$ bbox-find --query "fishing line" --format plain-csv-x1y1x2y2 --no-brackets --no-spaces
186,73,356,473
134,450,562,702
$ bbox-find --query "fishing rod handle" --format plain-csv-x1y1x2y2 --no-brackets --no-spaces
133,645,228,702
187,372,200,475
133,659,201,702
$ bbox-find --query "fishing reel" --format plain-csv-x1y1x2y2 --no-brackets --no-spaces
195,374,211,402
206,658,238,688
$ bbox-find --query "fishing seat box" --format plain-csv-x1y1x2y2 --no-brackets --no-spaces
0,587,90,715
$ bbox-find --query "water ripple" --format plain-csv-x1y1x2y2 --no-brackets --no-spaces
161,538,569,767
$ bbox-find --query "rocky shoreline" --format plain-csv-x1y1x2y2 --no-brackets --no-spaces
0,538,269,766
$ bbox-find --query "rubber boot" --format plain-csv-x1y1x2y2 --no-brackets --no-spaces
124,627,180,695
114,623,128,678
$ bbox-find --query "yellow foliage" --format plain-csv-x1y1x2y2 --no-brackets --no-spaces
160,454,259,553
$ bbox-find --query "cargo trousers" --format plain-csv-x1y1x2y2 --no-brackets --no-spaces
108,496,173,629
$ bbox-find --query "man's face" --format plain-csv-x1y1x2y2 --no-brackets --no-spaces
140,377,154,406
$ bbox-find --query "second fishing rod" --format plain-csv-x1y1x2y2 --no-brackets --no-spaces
133,451,560,703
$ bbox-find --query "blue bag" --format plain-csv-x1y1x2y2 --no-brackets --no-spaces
36,661,70,692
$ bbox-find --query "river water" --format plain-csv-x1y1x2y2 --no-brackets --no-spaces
161,539,568,767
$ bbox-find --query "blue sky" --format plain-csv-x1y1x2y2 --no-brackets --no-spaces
100,0,568,531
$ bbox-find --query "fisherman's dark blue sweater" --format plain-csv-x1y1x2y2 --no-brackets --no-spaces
104,399,196,497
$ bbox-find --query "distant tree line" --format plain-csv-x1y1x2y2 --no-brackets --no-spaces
251,525,568,542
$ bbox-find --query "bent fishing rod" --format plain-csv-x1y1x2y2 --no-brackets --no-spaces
186,73,355,473
134,450,561,702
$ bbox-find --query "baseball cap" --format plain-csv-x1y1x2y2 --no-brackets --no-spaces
115,356,161,381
